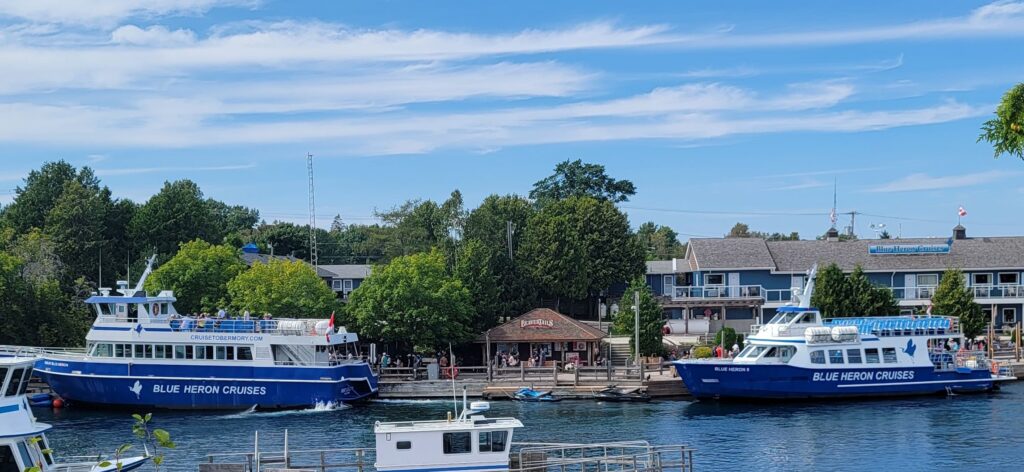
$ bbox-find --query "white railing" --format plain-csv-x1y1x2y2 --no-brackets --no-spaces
671,285,764,300
666,282,1024,304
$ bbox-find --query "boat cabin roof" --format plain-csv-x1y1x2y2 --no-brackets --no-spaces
777,306,817,313
374,417,523,434
85,295,176,304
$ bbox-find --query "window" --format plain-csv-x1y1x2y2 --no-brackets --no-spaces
479,431,508,453
828,350,844,364
704,273,725,285
0,445,18,472
237,347,253,361
94,344,112,357
134,344,145,358
865,348,880,364
743,346,767,358
972,273,992,286
917,274,939,286
791,275,806,289
16,369,31,395
143,345,153,358
1002,308,1016,324
226,346,235,361
663,275,674,291
809,351,825,364
5,368,24,396
174,345,186,359
779,346,796,363
343,279,354,291
185,345,194,359
396,441,411,450
847,349,862,364
882,348,897,363
332,280,342,290
194,345,207,360
154,345,166,359
999,273,1019,285
763,347,778,358
15,443,32,472
114,344,125,358
215,346,227,360
443,432,472,454
0,367,7,394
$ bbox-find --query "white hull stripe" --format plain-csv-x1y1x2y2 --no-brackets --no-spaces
38,368,375,387
836,378,994,388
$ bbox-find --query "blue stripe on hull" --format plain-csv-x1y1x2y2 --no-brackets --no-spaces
35,358,379,409
673,362,996,400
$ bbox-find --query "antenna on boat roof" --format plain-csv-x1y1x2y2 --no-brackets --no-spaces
799,264,818,309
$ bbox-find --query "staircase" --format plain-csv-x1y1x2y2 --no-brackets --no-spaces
606,337,634,366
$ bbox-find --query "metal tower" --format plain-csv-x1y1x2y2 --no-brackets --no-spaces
307,153,318,269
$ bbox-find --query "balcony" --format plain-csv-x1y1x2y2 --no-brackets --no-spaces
661,282,1024,308
893,284,1024,301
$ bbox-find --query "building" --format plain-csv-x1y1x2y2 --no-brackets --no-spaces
646,225,1024,335
239,243,372,299
477,308,607,366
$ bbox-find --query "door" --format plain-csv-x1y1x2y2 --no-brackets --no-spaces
728,273,740,297
904,274,917,300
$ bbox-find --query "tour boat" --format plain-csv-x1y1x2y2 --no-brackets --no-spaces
674,266,1017,400
33,256,378,410
0,355,149,472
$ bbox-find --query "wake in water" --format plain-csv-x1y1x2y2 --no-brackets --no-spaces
217,401,349,419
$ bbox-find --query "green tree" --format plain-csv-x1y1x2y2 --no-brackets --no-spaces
43,181,112,281
454,239,501,331
726,222,798,241
347,250,474,351
207,200,259,237
979,83,1024,159
811,264,898,317
227,259,337,318
713,327,738,349
810,263,851,317
612,277,664,358
931,269,985,341
519,196,644,312
376,190,466,263
1,160,100,235
463,194,537,320
727,222,754,238
9,229,62,283
636,222,686,260
130,180,219,259
529,159,636,206
145,240,247,314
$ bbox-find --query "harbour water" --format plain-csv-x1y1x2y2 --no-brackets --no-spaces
37,382,1024,471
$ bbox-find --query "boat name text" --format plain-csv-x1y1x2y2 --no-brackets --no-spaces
189,334,264,342
812,370,915,382
153,384,267,395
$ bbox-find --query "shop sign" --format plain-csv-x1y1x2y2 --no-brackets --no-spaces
521,318,555,329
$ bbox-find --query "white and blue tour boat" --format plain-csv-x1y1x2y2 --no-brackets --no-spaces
674,266,1016,400
33,256,378,410
0,354,148,472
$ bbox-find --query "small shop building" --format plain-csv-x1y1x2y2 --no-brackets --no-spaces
478,308,607,367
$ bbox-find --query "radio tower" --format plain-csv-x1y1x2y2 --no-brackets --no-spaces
306,153,319,269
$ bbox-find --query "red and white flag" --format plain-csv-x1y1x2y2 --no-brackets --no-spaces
829,207,837,225
326,311,335,342
957,206,967,217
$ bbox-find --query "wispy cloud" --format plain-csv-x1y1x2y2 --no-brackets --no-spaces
93,164,256,176
867,170,1016,193
770,180,832,191
0,0,255,27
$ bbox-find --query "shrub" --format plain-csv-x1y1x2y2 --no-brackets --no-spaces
692,346,713,359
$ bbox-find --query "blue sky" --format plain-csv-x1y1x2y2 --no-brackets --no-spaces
2,1,1023,240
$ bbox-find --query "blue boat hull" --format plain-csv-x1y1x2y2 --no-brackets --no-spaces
673,361,997,400
35,358,378,409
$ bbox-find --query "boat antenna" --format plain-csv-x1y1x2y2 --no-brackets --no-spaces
799,264,818,309
449,343,459,420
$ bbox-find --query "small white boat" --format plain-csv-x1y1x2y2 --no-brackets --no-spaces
0,355,148,472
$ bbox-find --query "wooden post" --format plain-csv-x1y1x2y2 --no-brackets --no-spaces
520,362,525,381
552,362,558,386
574,366,579,386
1017,322,1022,362
640,361,645,381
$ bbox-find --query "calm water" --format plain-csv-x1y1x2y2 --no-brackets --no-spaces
36,382,1024,471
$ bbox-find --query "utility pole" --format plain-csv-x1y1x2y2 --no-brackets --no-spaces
842,210,859,238
306,153,318,269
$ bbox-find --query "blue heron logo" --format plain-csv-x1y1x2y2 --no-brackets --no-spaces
901,339,916,357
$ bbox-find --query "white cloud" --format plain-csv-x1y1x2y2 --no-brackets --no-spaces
93,164,256,176
0,0,253,27
867,170,1015,192
111,25,196,46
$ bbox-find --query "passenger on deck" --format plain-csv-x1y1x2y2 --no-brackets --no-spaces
243,310,251,321
217,308,227,319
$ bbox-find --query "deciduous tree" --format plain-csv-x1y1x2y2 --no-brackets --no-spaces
146,240,247,314
130,180,218,259
811,263,898,317
227,259,337,318
931,269,985,341
347,250,474,351
979,82,1024,159
529,159,636,206
636,222,686,260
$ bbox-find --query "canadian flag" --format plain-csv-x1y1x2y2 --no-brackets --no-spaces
326,311,335,342
958,206,967,217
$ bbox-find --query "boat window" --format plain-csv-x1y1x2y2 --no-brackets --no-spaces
143,344,153,358
737,345,755,358
114,344,125,358
17,368,32,396
226,346,235,361
215,346,227,360
15,442,32,471
479,431,508,452
185,345,195,359
5,368,24,396
0,444,17,472
174,345,186,359
762,347,778,358
154,345,166,359
828,350,844,364
796,314,815,324
779,346,796,363
0,367,7,394
882,348,897,364
443,432,472,454
809,351,825,364
134,344,145,358
195,345,207,360
865,348,880,364
743,346,767,358
39,437,53,465
396,441,411,450
847,349,862,364
237,347,253,361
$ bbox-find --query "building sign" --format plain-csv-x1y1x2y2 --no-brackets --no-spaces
521,319,555,329
868,244,950,255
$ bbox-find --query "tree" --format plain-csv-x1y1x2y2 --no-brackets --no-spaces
1,160,101,235
9,229,62,283
463,194,537,320
636,222,686,260
376,190,466,263
227,259,337,318
979,82,1024,160
931,269,985,341
727,222,753,238
347,250,474,351
130,180,219,259
207,200,259,237
529,159,636,206
612,277,664,358
726,222,798,241
811,263,898,317
43,181,112,281
455,239,501,331
879,230,892,239
145,240,247,314
330,214,346,233
519,196,644,312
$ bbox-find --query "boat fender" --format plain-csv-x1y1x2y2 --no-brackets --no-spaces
52,398,64,409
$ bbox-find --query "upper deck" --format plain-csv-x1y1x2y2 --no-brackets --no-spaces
374,416,523,434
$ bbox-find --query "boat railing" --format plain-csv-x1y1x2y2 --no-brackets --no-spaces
824,316,960,337
0,345,87,358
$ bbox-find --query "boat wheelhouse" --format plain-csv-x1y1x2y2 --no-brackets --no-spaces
34,257,378,410
673,266,1016,400
0,356,148,472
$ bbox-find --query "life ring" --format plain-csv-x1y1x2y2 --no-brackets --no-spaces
444,366,459,379
152,304,160,316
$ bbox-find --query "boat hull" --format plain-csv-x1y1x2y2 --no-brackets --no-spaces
35,358,378,409
673,361,998,400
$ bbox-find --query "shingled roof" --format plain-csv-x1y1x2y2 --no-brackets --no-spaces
767,237,1024,272
687,238,776,270
478,308,607,342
